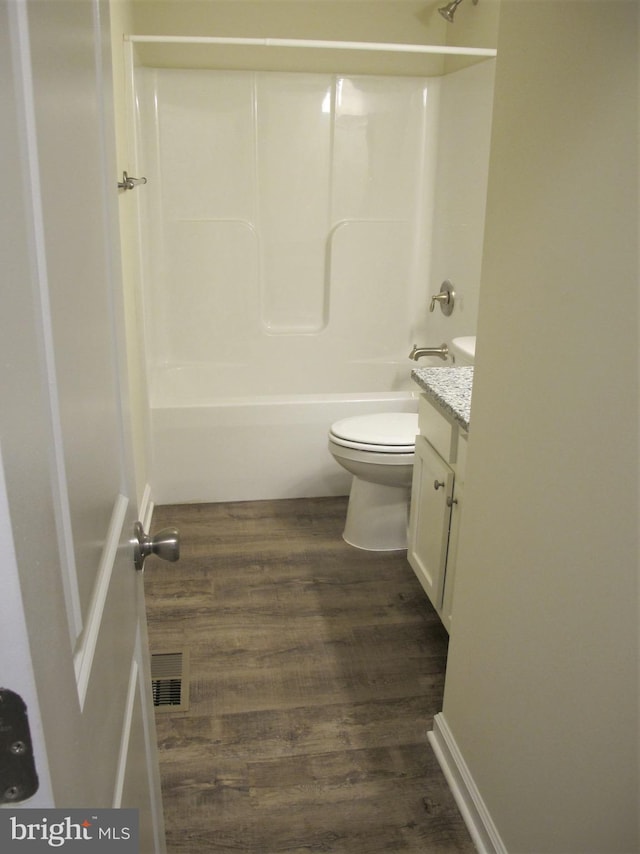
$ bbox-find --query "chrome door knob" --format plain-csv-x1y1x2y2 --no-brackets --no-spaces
133,521,180,572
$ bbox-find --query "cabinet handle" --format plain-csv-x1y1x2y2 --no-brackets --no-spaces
447,496,458,507
434,480,445,490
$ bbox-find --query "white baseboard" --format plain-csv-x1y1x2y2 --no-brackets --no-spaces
428,713,507,854
139,482,154,531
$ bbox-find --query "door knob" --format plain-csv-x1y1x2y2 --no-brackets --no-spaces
133,521,180,572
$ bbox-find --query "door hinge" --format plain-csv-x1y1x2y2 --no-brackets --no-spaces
0,688,39,803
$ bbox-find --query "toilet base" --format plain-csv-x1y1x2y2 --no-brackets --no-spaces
342,477,410,551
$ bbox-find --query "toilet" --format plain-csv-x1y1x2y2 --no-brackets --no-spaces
328,412,419,551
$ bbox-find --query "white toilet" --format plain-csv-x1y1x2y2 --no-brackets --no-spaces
328,412,419,551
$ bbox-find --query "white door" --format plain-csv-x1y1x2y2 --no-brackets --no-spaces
0,0,165,850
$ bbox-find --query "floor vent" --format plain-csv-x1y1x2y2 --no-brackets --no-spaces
151,651,190,713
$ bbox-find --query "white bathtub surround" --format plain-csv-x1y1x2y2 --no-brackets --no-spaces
136,69,435,364
133,61,495,503
426,60,496,345
151,364,417,504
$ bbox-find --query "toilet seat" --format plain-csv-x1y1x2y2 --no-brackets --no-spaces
329,413,418,454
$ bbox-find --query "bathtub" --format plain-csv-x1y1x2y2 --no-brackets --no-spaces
149,362,419,504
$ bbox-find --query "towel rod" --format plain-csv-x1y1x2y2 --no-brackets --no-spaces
126,35,497,58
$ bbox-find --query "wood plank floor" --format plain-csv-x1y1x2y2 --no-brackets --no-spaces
145,497,475,854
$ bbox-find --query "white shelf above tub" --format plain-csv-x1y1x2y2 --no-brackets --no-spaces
126,35,497,77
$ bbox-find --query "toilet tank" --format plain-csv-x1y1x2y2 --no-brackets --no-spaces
451,336,476,366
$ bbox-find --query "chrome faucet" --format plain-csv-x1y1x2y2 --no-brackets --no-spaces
409,343,449,361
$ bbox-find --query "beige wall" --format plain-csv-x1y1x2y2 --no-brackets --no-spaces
443,2,638,851
129,0,449,43
127,0,499,77
127,0,499,49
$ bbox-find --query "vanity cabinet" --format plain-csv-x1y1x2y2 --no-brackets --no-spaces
408,394,467,632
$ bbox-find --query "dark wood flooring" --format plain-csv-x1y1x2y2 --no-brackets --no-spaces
145,497,475,853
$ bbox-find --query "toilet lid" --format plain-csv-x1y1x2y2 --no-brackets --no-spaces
330,413,418,452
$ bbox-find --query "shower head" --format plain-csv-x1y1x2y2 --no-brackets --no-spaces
438,0,478,23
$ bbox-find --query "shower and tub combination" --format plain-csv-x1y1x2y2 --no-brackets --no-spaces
129,35,496,528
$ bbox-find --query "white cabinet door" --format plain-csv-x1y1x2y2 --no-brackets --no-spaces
407,435,454,611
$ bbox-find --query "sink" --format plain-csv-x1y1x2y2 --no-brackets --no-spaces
451,336,476,365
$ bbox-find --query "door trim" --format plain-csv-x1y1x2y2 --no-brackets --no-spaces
113,654,139,808
73,493,129,708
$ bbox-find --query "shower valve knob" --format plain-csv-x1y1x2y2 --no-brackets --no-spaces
429,293,449,311
429,280,455,316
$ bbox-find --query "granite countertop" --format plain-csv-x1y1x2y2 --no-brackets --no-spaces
411,366,473,432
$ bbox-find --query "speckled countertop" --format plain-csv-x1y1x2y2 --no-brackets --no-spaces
411,366,473,432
